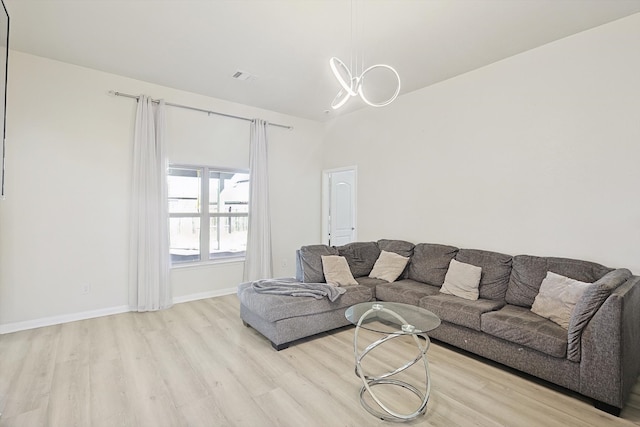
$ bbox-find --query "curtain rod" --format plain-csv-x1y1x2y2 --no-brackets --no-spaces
108,90,293,130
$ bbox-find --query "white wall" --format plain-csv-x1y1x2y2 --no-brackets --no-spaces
323,13,640,274
0,51,324,330
3,13,640,332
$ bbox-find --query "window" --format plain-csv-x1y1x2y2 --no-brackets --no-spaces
168,165,249,265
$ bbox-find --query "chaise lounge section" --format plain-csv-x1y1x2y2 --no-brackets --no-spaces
237,246,375,350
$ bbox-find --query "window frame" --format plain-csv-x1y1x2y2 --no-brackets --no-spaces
168,163,250,267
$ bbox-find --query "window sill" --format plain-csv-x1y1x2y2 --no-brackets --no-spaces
170,257,245,270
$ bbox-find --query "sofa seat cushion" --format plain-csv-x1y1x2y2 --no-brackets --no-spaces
336,241,380,278
408,243,458,286
355,276,388,291
481,305,568,358
419,294,505,331
456,249,513,301
505,255,613,308
375,279,439,305
237,282,373,323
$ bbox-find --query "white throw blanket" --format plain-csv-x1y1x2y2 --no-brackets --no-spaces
250,277,346,302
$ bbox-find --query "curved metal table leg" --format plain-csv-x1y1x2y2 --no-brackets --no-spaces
354,306,433,422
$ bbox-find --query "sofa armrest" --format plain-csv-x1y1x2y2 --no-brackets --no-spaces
580,275,640,409
295,250,303,282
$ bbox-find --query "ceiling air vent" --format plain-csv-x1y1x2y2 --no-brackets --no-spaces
232,70,256,81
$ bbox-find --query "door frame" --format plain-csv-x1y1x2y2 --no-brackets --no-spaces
321,166,358,246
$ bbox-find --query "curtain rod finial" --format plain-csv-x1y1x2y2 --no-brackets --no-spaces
108,90,116,97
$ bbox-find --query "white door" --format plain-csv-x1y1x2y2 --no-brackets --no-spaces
325,168,356,246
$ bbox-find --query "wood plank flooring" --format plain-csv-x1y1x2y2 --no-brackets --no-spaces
1,294,639,426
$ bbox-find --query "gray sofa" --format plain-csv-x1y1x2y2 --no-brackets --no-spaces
238,239,640,416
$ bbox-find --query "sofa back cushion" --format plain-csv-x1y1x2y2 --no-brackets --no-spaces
408,243,458,286
297,244,339,283
455,249,513,301
505,255,613,308
336,241,380,278
377,239,415,257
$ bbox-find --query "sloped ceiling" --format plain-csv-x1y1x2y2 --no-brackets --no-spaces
5,0,640,121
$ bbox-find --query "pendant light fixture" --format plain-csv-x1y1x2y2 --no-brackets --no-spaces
330,0,401,109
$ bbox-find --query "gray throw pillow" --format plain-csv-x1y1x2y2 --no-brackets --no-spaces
566,268,632,362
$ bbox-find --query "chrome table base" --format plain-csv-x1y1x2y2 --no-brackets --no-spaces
354,305,432,422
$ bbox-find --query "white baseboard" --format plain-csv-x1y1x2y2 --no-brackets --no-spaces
0,305,131,335
172,287,237,304
0,287,238,335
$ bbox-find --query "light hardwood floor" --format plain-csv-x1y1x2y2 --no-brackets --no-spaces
1,294,639,426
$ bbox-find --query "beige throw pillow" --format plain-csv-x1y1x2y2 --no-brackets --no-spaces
369,250,409,282
440,259,482,300
531,271,593,329
321,255,358,286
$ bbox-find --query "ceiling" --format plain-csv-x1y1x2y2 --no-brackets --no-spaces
5,0,640,122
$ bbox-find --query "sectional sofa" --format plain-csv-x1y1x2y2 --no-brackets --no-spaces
237,239,640,416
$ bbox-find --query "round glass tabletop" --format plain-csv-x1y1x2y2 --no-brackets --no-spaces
345,302,441,334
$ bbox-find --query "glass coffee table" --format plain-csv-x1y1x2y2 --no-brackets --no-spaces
345,301,441,422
